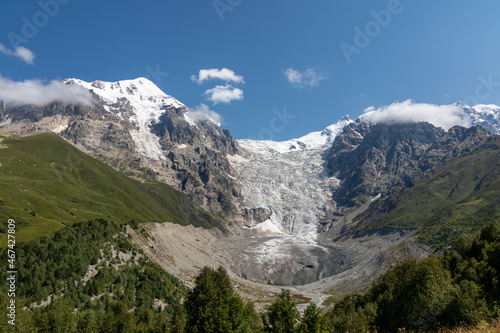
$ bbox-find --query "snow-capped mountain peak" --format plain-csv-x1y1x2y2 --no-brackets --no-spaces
59,77,230,162
63,77,185,109
471,104,500,116
63,77,189,161
459,103,500,134
295,115,352,148
238,115,353,154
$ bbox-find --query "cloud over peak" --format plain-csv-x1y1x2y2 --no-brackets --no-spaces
284,67,327,89
0,76,94,106
186,103,223,126
191,68,244,84
0,44,35,65
360,99,472,130
204,84,244,104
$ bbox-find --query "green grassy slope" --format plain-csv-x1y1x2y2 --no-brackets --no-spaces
356,136,500,249
0,133,222,246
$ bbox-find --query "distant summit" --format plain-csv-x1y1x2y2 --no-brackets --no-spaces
238,116,354,154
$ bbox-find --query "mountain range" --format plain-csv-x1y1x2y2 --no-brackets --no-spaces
1,77,500,300
1,78,241,216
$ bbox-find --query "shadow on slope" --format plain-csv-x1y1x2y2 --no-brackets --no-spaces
0,133,223,246
355,136,500,249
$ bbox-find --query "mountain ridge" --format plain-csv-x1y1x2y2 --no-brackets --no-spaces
326,122,492,207
353,135,500,249
0,132,224,246
1,77,241,215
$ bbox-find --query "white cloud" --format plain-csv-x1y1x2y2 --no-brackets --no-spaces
360,99,471,130
0,44,35,65
285,68,302,85
185,104,223,126
284,68,327,89
0,76,94,106
191,68,244,84
204,84,244,104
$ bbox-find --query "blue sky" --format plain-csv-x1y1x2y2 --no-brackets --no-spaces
1,0,500,140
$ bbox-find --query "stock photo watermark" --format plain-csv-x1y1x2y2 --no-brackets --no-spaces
7,0,72,48
145,64,170,84
463,74,500,106
6,219,17,326
340,0,410,64
213,0,243,21
250,107,296,141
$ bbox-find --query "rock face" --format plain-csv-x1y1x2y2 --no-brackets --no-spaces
0,78,241,214
356,136,500,238
153,106,240,213
242,207,273,227
0,100,4,122
327,121,491,207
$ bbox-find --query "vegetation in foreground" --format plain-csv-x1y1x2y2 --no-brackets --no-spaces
0,219,187,332
1,219,500,332
326,221,500,333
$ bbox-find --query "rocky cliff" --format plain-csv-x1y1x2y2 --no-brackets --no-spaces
327,121,491,207
0,78,241,215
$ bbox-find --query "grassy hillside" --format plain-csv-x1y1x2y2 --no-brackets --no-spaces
356,136,500,249
0,133,222,246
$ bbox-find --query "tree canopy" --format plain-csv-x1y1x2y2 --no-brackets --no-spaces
185,266,251,333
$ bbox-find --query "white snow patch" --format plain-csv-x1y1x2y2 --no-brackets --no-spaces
238,116,352,155
459,103,500,134
183,113,197,127
53,124,67,134
130,130,165,161
227,154,249,164
64,77,185,161
253,211,286,234
473,104,500,116
254,219,284,234
0,117,12,127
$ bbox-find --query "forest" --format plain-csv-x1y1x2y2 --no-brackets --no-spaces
1,219,499,332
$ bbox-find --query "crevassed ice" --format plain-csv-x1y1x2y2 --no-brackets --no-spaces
234,119,350,244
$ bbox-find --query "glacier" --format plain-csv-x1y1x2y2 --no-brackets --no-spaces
227,117,354,285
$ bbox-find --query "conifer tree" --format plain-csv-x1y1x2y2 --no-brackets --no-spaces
185,266,250,333
298,302,329,333
263,289,298,333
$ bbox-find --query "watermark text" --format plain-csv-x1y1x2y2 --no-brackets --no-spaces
6,219,17,326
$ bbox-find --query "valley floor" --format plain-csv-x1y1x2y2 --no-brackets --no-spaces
128,221,428,310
